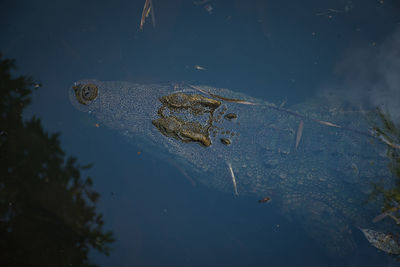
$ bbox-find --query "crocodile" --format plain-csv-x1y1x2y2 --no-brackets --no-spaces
70,80,396,257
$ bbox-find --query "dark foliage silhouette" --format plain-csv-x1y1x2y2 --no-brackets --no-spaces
0,54,114,267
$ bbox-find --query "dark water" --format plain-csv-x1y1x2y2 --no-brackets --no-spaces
1,0,400,266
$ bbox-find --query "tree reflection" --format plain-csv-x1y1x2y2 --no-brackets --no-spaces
0,54,114,266
368,108,400,224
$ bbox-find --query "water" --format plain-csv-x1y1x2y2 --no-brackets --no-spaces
1,0,400,266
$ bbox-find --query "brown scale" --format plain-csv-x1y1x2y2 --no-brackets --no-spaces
152,93,221,147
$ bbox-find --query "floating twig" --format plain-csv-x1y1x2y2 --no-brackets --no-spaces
228,162,239,196
140,0,156,30
295,120,304,150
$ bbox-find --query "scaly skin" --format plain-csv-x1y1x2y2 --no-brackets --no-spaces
70,80,393,257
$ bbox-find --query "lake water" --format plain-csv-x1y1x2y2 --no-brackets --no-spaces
1,0,400,266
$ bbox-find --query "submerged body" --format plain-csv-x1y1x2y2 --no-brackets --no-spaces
70,80,394,257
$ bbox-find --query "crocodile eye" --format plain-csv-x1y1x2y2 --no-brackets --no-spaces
73,83,98,105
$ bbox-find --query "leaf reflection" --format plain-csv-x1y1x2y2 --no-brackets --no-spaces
0,54,114,267
368,108,400,225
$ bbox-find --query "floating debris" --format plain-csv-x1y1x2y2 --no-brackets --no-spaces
33,82,42,89
258,196,271,203
139,0,156,31
295,120,304,150
194,65,207,70
228,162,238,196
359,228,400,254
388,214,400,225
188,85,258,105
314,119,341,128
351,163,359,176
208,93,257,105
188,84,209,95
375,134,400,149
316,8,343,19
373,204,400,223
279,99,287,108
316,2,353,18
224,113,237,120
221,138,231,145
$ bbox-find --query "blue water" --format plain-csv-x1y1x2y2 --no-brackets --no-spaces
1,0,400,266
